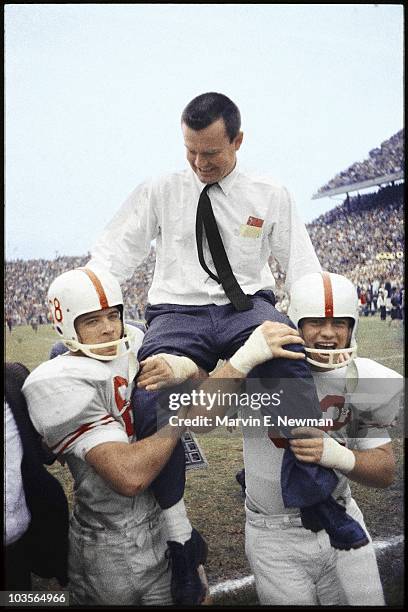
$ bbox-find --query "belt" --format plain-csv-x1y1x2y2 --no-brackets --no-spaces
245,503,304,529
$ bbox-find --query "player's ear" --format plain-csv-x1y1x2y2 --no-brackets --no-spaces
234,131,243,151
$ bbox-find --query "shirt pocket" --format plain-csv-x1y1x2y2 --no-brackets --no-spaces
231,233,263,270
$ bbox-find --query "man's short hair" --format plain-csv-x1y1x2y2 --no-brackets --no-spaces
181,92,241,142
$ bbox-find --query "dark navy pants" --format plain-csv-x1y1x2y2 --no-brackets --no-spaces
131,291,337,509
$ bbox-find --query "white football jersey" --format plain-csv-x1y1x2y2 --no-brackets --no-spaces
243,358,400,515
312,357,402,450
21,328,159,528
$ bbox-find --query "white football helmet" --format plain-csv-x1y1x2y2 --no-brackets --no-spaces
47,266,131,361
288,271,358,369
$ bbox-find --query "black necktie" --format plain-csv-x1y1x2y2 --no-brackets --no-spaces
195,183,253,312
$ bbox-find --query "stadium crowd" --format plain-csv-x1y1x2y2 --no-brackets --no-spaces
5,250,156,328
316,130,403,195
307,183,403,284
5,184,404,328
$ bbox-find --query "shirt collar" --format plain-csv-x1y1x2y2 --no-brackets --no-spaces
189,163,240,196
218,163,239,196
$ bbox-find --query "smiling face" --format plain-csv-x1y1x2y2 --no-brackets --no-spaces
299,317,353,369
74,306,122,358
182,117,243,184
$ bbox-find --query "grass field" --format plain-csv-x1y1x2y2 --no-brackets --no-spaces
4,317,404,605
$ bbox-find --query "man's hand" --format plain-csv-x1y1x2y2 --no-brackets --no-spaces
137,353,198,391
289,427,356,474
258,321,305,359
229,321,305,375
289,427,325,463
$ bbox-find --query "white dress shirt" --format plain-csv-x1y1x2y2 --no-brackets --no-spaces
90,166,321,305
4,400,31,545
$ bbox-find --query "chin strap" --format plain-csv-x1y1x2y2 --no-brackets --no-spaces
65,325,135,362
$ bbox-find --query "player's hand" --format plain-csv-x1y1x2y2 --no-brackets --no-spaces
137,355,175,391
137,354,199,391
289,427,356,473
288,427,324,463
229,322,305,375
258,321,305,360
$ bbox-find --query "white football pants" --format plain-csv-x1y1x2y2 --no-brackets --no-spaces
245,498,385,606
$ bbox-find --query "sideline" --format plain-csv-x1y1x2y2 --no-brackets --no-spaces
209,535,404,596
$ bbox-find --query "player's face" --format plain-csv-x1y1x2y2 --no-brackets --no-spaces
75,307,122,357
182,118,243,184
299,317,353,367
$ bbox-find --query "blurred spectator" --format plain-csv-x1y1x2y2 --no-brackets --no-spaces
377,290,387,321
389,288,403,327
4,362,69,589
359,289,367,316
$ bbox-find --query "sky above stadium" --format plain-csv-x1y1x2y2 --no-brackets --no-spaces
5,4,404,261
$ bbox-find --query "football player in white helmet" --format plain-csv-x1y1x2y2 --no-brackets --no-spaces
24,265,214,606
285,271,402,606
229,272,401,606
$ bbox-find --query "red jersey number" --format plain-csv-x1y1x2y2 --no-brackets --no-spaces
269,394,350,448
113,376,134,437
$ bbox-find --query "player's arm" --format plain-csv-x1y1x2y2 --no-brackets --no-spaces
345,443,395,487
185,322,305,430
25,368,189,498
85,406,189,497
289,428,395,488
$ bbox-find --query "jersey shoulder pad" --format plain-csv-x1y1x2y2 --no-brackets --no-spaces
354,357,403,380
22,356,112,450
352,358,403,426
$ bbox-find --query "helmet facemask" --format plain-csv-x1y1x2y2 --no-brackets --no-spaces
303,344,357,370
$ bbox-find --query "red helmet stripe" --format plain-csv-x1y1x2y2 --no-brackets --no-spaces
78,268,109,309
321,271,334,317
